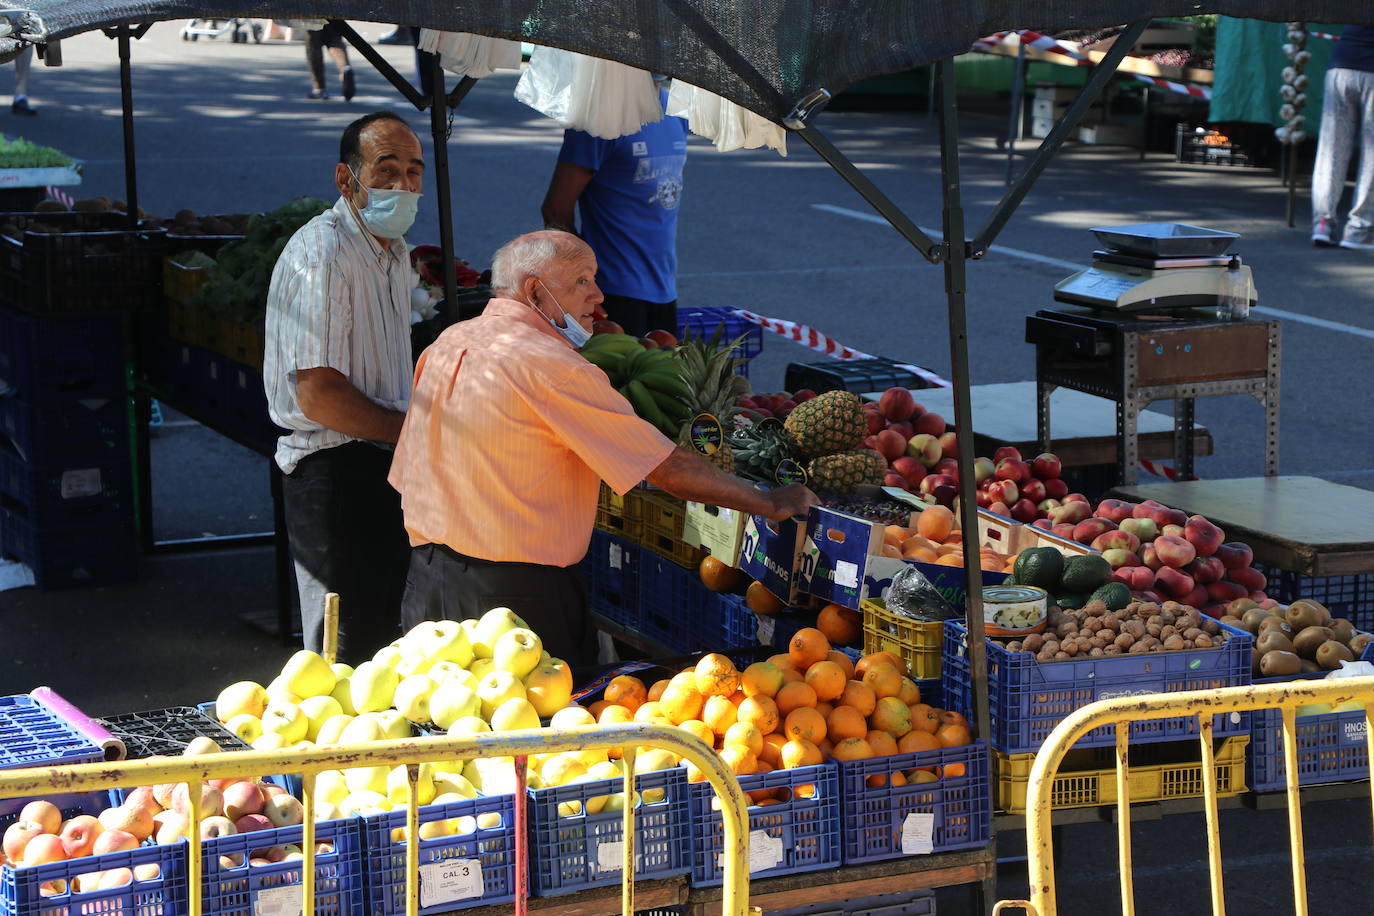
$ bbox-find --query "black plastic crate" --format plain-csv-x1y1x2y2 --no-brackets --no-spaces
0,502,137,589
0,438,134,524
1174,125,1262,169
0,211,166,314
220,359,282,454
785,357,937,396
97,706,251,759
1257,561,1374,632
0,394,129,467
0,303,127,401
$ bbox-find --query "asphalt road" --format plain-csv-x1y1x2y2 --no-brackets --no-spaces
3,21,1374,915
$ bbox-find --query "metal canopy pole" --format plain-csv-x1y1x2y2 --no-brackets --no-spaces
969,19,1150,257
116,26,138,227
1004,41,1028,186
329,19,429,110
429,57,463,312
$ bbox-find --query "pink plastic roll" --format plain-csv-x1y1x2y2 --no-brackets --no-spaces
30,686,127,761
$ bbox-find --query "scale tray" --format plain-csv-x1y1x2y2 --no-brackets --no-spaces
1091,222,1239,258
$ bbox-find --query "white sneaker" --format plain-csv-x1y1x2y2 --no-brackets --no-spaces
1339,229,1374,251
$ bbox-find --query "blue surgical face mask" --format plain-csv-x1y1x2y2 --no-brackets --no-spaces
536,279,592,348
348,167,420,239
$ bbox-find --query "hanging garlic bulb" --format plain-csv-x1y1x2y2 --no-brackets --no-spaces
1275,23,1308,145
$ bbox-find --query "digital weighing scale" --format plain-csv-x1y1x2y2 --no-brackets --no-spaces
1052,222,1256,312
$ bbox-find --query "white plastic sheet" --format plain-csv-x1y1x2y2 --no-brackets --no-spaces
416,30,521,79
514,47,662,139
667,80,788,157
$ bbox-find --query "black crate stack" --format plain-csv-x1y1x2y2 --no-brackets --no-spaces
0,211,152,588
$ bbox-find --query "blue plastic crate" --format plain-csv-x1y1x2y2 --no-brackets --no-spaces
913,678,943,712
220,360,282,455
0,439,133,520
0,394,129,467
1248,672,1371,792
768,612,815,652
0,694,104,770
942,620,1253,755
201,816,365,916
1257,561,1374,632
677,307,762,359
638,553,715,654
0,789,117,843
0,837,186,916
0,503,138,590
582,529,642,630
360,793,516,914
836,741,991,865
527,767,690,896
687,763,840,888
717,594,758,649
0,303,126,402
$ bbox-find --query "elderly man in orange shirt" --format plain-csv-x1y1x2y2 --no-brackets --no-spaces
389,230,818,666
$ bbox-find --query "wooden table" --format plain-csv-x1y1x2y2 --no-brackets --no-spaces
1108,476,1374,577
864,381,1212,469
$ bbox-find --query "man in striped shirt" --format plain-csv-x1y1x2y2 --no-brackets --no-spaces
389,230,818,667
264,111,424,663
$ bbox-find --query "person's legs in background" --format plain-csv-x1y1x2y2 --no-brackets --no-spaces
319,23,355,101
11,46,35,115
1313,68,1358,246
304,29,328,98
1339,70,1374,250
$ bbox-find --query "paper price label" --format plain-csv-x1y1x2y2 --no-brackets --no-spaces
834,559,860,589
254,885,303,916
419,859,485,908
756,613,776,644
609,544,623,570
596,840,625,872
60,468,102,499
901,812,935,855
748,830,784,872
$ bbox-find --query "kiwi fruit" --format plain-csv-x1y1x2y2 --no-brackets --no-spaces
1299,658,1322,674
1292,626,1334,659
1286,600,1331,631
1241,607,1277,635
33,198,68,213
1256,630,1295,656
1329,619,1356,645
1316,640,1355,671
1257,616,1294,639
1260,650,1302,676
1350,633,1374,657
1218,615,1245,631
1227,597,1259,616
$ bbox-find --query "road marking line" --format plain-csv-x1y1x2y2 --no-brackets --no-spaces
813,203,1374,341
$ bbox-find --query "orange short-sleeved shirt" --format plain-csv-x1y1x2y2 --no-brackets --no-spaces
389,297,675,566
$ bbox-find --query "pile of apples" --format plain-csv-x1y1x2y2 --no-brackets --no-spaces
735,389,819,421
1034,496,1270,616
213,609,576,829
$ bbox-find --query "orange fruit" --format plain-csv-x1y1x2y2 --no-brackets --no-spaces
909,703,939,735
658,685,703,725
699,555,745,592
885,525,918,543
780,738,822,769
896,678,921,706
669,671,697,692
694,654,741,697
866,729,899,757
719,744,758,777
587,700,611,718
880,544,902,559
646,679,670,702
826,650,855,681
759,732,787,767
702,695,738,736
830,737,874,762
775,682,818,717
861,661,903,699
784,707,827,744
942,762,966,778
767,653,795,671
724,722,764,757
916,506,954,542
817,604,862,647
746,581,786,616
598,704,634,725
869,696,913,738
936,554,965,566
678,719,715,747
903,546,939,564
738,695,781,735
938,709,969,730
839,681,877,717
741,662,784,698
936,722,973,748
897,730,942,754
780,667,804,685
815,701,834,720
890,770,908,787
856,652,907,679
826,705,867,742
788,627,831,670
634,700,665,723
899,535,939,554
604,675,647,712
804,661,847,702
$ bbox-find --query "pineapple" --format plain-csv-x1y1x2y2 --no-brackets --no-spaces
675,331,752,473
806,449,887,492
783,390,867,459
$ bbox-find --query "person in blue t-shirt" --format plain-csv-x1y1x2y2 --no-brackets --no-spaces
541,84,688,337
1312,26,1374,250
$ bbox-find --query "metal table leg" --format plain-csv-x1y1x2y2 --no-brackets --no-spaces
1174,397,1196,481
1037,381,1056,454
1264,321,1282,477
271,462,296,646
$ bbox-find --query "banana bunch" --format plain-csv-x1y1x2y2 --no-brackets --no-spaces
727,421,799,483
580,334,693,438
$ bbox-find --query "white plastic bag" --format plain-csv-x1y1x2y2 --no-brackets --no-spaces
667,80,788,157
515,47,662,139
416,30,520,79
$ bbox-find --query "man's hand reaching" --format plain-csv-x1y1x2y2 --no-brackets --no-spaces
765,484,820,522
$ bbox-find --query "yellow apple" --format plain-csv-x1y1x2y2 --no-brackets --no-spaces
432,772,478,799
372,645,404,669
550,706,596,730
225,714,263,743
330,662,354,679
215,681,267,723
394,652,434,680
330,676,359,716
339,715,387,745
315,714,354,746
492,628,543,680
265,678,302,707
338,790,389,816
426,661,468,685
315,770,350,805
471,607,528,659
386,763,437,807
540,753,586,787
373,710,413,740
280,650,336,699
392,674,438,724
343,766,390,795
468,657,496,681
476,671,526,719
489,697,541,732
261,702,308,744
405,619,475,668
252,733,288,752
447,716,491,738
298,695,344,741
430,681,481,730
524,658,574,717
350,662,399,714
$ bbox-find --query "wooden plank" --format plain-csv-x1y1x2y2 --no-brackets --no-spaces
1109,477,1374,575
976,40,1214,83
448,877,686,916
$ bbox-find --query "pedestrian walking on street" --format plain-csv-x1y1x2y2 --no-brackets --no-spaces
303,20,356,101
10,45,37,115
1311,26,1374,249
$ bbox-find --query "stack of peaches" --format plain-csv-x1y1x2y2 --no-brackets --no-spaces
879,505,1016,575
583,627,973,799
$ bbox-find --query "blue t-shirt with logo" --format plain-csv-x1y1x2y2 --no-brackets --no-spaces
557,94,688,303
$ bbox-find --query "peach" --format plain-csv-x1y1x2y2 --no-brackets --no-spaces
234,814,273,835
1184,515,1224,557
1161,524,1184,538
1043,478,1069,500
1182,586,1210,609
1020,479,1047,504
1094,499,1137,524
919,473,955,496
22,834,67,866
1071,518,1116,545
883,472,910,491
1154,534,1196,569
864,409,885,435
1153,566,1195,599
987,479,1019,506
20,801,61,836
154,812,191,846
1031,518,1053,530
59,815,102,859
1010,499,1038,523
938,432,959,459
1064,492,1091,505
906,434,943,468
124,787,161,820
92,829,139,856
1215,542,1253,570
1101,549,1141,570
98,804,154,842
1134,500,1187,528
1124,566,1156,590
171,784,224,819
888,420,914,441
4,820,47,863
874,429,907,461
1051,523,1076,540
1141,544,1162,570
914,412,946,436
1091,530,1141,554
1031,453,1061,479
878,387,916,422
986,501,1010,518
1049,501,1091,526
1037,498,1061,514
932,458,960,478
1227,566,1267,592
863,434,881,451
1117,518,1158,542
1186,557,1224,585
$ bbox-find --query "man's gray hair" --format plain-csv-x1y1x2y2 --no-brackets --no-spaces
490,231,586,295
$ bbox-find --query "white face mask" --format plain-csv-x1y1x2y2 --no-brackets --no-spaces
348,166,421,239
535,279,592,348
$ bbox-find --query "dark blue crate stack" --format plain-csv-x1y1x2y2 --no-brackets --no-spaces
1248,672,1371,792
0,303,137,588
942,620,1253,755
220,357,281,456
677,306,761,377
582,529,642,631
638,552,758,652
1257,561,1374,632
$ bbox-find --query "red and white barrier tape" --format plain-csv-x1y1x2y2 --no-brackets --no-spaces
970,29,1089,62
1308,31,1339,41
43,185,75,208
1134,73,1212,100
1138,458,1200,481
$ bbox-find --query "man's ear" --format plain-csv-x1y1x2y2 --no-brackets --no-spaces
334,163,353,198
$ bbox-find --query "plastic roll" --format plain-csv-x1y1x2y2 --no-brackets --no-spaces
30,687,127,761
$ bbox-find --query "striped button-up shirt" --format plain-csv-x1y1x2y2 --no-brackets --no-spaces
263,196,417,473
388,298,675,567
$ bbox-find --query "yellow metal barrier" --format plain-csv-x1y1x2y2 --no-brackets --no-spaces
0,723,753,916
993,676,1374,916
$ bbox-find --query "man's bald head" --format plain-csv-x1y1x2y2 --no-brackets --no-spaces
490,230,593,296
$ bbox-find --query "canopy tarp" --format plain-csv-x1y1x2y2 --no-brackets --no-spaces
1209,17,1341,132
12,2,1374,121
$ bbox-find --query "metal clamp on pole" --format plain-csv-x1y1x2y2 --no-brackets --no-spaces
783,88,831,129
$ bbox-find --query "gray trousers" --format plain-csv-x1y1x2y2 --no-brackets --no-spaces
1312,67,1374,238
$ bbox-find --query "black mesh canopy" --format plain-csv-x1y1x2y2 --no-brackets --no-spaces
12,1,1374,120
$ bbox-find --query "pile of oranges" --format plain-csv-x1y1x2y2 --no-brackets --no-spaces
585,627,973,800
880,505,1016,574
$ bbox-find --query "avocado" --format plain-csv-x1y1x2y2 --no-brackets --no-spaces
1055,592,1089,610
1013,547,1064,592
1061,554,1113,593
1003,574,1018,586
1089,582,1131,611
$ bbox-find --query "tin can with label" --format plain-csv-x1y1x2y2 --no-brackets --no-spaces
983,585,1049,637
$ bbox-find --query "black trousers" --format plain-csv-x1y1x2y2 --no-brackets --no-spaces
400,543,598,670
600,292,677,339
281,441,409,664
305,22,348,91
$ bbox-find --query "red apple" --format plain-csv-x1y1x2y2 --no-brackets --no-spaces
1037,498,1062,514
1031,453,1062,479
993,446,1022,463
645,329,678,348
987,479,1019,506
914,412,946,437
637,337,659,349
1181,586,1210,609
234,814,273,835
938,431,959,459
92,829,139,856
1215,542,1253,570
878,387,916,422
21,834,66,867
919,473,956,496
890,457,927,487
888,421,914,441
1183,515,1224,557
1064,492,1091,505
883,472,910,491
1020,479,1047,503
972,457,996,484
1154,566,1196,599
933,457,960,479
59,816,102,859
591,319,624,335
1154,534,1197,569
1010,498,1039,523
906,434,943,468
987,501,1012,518
864,409,885,435
976,489,992,508
1043,478,1069,500
1226,566,1268,592
794,388,817,402
932,485,958,508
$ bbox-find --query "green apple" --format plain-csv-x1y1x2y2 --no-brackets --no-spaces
471,607,528,659
432,771,478,799
372,645,404,669
386,763,437,807
330,662,354,679
524,658,574,717
343,765,389,795
350,662,399,714
405,619,474,668
261,702,308,744
392,674,439,724
492,628,543,680
490,697,541,732
330,676,359,716
338,790,389,816
339,714,387,746
476,671,527,719
298,695,344,741
225,713,263,743
430,681,481,731
215,681,267,723
315,769,350,805
280,649,336,699
315,714,354,746
373,710,414,740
